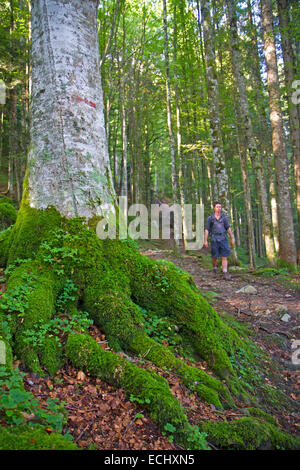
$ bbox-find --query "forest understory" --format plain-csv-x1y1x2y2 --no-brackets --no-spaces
1,230,299,451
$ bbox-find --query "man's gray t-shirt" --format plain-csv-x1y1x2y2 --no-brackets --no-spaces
205,213,230,242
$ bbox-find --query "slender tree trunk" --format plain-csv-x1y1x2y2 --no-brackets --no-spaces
200,0,229,211
201,0,239,264
173,3,189,252
277,0,300,264
236,123,256,268
99,0,122,69
246,0,279,253
120,87,128,202
0,108,3,169
226,0,275,265
8,88,17,196
163,0,179,252
260,0,297,265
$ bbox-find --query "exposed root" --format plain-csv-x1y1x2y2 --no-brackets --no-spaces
0,205,298,449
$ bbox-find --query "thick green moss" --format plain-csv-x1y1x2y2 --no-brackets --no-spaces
5,260,64,375
0,225,13,267
243,407,279,426
0,200,17,231
0,424,78,450
199,417,300,450
65,333,206,449
7,205,62,266
98,240,244,378
40,336,64,376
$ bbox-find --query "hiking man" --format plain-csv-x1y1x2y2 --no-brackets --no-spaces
203,202,235,280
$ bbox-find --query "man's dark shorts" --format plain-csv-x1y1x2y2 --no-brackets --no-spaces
211,237,230,258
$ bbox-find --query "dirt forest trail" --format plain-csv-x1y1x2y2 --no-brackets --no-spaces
141,245,300,435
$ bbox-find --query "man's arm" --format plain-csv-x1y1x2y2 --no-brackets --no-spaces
204,229,209,248
227,227,235,246
204,215,212,248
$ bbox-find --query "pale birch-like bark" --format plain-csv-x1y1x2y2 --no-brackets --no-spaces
201,0,230,211
277,0,300,264
173,3,189,252
201,0,238,263
163,0,178,204
226,0,275,264
260,0,297,265
235,118,256,268
246,0,279,252
163,0,179,252
27,0,115,219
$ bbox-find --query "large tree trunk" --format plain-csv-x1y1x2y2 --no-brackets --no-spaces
260,0,297,266
27,0,115,219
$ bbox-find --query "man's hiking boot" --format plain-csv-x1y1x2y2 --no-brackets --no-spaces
213,268,218,277
224,271,231,280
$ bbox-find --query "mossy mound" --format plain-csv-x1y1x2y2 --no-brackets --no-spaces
0,204,298,449
0,197,18,231
199,417,300,450
0,424,78,450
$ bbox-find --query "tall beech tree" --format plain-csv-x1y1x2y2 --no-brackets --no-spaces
225,0,275,265
277,0,300,264
200,0,239,263
260,0,297,266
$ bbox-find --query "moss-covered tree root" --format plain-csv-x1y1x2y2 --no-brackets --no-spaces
0,205,299,449
66,333,208,449
199,417,300,450
0,424,78,450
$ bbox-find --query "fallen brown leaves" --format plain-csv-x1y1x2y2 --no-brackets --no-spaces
23,362,177,450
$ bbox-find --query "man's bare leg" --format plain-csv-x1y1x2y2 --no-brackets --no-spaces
221,257,228,272
212,257,218,276
222,257,231,280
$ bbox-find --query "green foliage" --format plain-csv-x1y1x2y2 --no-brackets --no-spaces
201,291,219,303
0,366,67,432
129,394,151,405
138,306,181,347
56,279,78,312
0,270,37,320
4,257,33,278
162,422,209,450
252,267,291,277
39,228,83,276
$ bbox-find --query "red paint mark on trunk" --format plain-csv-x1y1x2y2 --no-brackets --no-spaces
72,95,96,109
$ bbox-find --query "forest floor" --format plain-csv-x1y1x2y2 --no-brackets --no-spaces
1,242,299,450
